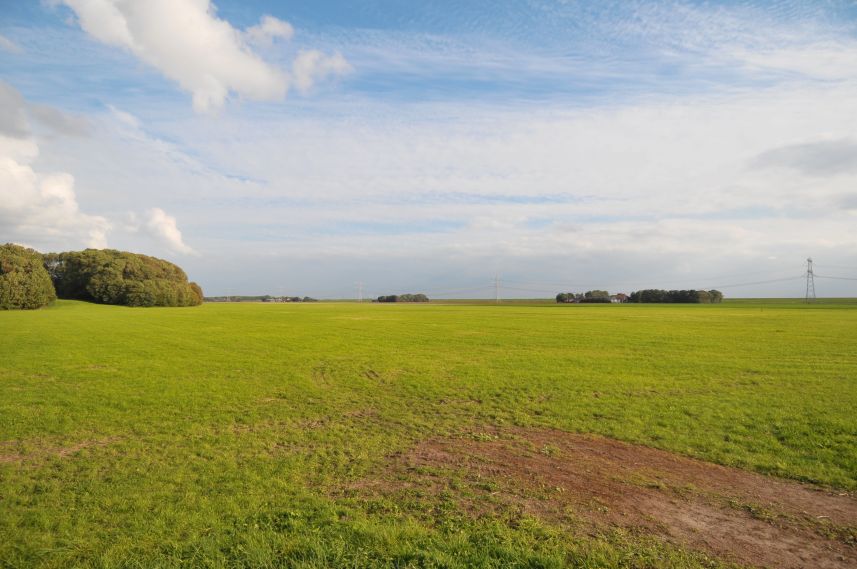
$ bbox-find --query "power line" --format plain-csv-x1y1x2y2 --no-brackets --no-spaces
815,274,857,281
706,275,805,290
502,285,561,294
502,269,805,291
339,259,852,301
422,285,494,297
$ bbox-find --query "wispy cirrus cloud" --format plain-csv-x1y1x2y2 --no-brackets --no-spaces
0,33,21,53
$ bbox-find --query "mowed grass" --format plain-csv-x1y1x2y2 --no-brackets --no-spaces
1,300,855,568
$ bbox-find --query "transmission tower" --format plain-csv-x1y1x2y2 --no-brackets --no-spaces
805,258,816,303
494,275,500,304
356,281,364,303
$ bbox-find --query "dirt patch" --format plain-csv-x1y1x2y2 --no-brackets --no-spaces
359,428,856,569
0,437,118,464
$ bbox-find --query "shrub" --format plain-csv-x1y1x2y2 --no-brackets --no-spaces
0,243,57,310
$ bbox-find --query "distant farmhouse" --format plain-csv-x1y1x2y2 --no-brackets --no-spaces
556,290,626,304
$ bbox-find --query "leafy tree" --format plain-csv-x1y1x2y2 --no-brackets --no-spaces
581,290,611,303
46,249,203,307
0,244,57,310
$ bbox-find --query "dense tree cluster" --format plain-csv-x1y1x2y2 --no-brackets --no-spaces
375,293,429,303
556,290,612,303
628,289,724,303
0,244,57,310
581,290,611,303
44,249,203,307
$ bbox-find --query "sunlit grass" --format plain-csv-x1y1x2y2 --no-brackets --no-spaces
1,300,854,567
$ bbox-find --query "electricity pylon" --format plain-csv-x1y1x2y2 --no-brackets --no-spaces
805,258,816,303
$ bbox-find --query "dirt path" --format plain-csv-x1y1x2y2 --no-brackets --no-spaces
361,428,857,569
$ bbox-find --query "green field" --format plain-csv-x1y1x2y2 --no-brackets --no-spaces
1,300,856,568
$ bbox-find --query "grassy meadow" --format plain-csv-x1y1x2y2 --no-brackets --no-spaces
1,299,856,567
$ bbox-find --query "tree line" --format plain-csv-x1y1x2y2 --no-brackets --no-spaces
556,289,724,304
375,293,429,303
628,289,723,303
1,244,203,309
556,290,612,303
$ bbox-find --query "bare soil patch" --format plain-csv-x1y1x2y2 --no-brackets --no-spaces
359,428,857,569
0,437,118,464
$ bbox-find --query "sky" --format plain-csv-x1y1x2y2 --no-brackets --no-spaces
1,0,857,298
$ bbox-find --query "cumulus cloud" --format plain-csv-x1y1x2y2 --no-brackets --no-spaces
143,208,195,255
0,153,110,249
0,81,109,250
61,0,349,111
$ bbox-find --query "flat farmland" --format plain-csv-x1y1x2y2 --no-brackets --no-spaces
1,300,855,568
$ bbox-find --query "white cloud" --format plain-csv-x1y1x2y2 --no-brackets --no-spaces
0,81,109,250
28,104,92,137
1,80,91,139
732,42,857,80
752,139,857,177
292,50,352,94
61,0,350,111
245,15,293,46
143,207,195,255
0,82,31,139
0,150,110,249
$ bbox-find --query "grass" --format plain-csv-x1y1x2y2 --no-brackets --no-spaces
1,299,855,567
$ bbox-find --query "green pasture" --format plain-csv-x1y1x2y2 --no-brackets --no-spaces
1,300,855,567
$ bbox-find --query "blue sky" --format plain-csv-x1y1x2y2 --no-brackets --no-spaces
2,0,857,297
